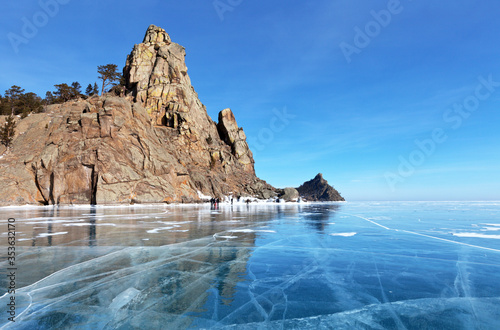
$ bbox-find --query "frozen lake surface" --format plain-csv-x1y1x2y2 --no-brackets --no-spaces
1,201,499,329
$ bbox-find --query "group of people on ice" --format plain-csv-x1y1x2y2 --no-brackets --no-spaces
209,195,302,208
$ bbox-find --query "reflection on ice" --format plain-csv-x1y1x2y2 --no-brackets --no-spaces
231,229,276,233
37,232,68,238
0,202,499,329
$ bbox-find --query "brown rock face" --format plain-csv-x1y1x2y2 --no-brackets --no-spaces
217,108,255,174
0,25,275,205
0,98,182,205
124,25,192,125
277,187,300,202
123,25,255,173
296,174,345,202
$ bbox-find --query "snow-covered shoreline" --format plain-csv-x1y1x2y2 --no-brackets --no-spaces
0,199,347,211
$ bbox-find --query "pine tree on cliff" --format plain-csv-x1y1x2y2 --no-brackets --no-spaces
4,85,24,115
44,91,55,105
85,83,99,96
0,95,8,115
18,92,43,117
0,115,16,148
85,84,93,96
2,86,43,117
53,83,75,103
71,82,82,96
97,64,121,95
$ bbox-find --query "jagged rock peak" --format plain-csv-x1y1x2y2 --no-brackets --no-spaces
123,25,256,173
297,173,345,201
217,108,254,173
143,24,171,45
123,24,193,127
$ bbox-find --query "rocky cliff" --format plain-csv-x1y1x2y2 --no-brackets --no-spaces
0,25,274,205
296,173,345,202
0,25,345,206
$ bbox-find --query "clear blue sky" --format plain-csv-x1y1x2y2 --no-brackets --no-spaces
1,0,500,201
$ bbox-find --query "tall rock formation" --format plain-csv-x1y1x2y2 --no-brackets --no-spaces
0,25,345,206
0,25,274,205
124,26,205,128
217,108,254,173
296,174,345,201
123,25,255,174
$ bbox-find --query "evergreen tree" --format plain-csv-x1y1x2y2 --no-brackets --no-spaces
97,64,121,95
85,83,100,96
44,91,55,105
85,84,93,96
18,92,43,117
0,115,16,148
53,83,73,103
4,85,24,100
2,86,43,116
4,85,25,115
52,83,81,103
0,95,10,116
71,82,82,96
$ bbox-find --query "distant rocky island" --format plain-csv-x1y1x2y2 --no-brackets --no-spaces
296,173,344,201
0,25,344,206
